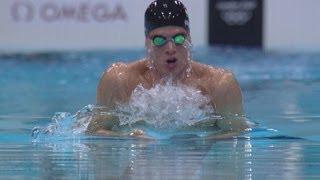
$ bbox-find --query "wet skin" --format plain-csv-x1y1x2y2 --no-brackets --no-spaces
86,26,249,139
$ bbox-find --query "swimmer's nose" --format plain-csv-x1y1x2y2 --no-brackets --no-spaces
165,41,176,56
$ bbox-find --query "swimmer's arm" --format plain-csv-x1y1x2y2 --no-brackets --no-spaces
86,63,129,135
86,113,153,140
86,112,120,135
97,63,129,108
212,72,249,132
88,64,153,139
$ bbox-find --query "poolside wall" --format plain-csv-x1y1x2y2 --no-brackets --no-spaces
0,0,319,53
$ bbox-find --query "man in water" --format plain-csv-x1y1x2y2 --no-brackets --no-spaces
87,0,249,138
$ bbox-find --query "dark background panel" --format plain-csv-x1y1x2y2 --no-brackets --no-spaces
209,0,263,47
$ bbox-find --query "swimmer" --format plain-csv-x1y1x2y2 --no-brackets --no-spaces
86,0,249,139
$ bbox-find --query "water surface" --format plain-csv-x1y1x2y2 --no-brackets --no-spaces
1,47,320,179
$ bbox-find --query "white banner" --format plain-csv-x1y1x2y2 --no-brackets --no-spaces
0,0,208,53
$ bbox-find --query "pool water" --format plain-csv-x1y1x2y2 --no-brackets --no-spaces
1,47,320,179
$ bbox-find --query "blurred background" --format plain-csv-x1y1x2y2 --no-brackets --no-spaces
1,0,320,53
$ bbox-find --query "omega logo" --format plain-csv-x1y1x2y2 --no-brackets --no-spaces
215,0,257,26
11,1,34,22
11,1,127,23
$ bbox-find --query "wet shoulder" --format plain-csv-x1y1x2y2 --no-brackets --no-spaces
101,62,129,82
101,59,147,78
127,59,150,76
191,61,230,81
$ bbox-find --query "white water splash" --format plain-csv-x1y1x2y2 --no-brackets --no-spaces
31,105,94,142
31,82,222,141
115,81,218,129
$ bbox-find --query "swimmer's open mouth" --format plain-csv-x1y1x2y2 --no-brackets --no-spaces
166,58,177,64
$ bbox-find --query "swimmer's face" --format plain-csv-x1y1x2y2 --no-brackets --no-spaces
146,26,191,78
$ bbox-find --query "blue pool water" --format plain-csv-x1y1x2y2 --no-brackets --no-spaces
0,47,320,179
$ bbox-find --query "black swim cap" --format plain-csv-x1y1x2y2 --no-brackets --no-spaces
145,0,190,35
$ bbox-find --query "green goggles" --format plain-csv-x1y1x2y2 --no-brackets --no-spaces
152,34,186,47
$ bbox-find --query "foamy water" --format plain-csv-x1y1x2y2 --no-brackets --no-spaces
31,105,94,142
32,82,225,141
116,81,218,128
